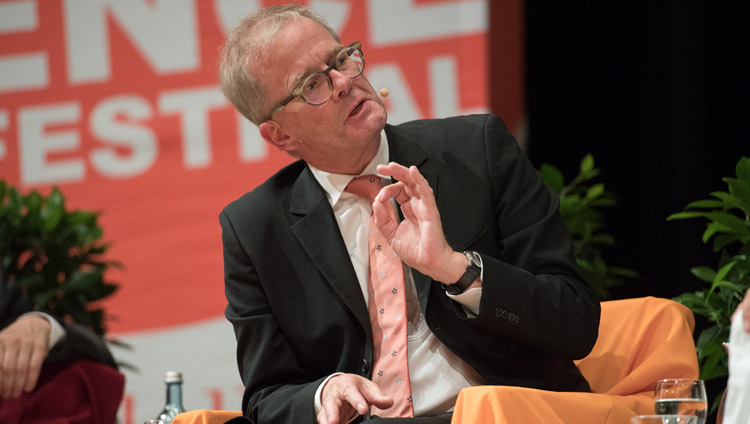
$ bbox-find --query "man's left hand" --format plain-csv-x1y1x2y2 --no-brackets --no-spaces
373,162,467,284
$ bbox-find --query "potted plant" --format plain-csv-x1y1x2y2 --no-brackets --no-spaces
667,157,750,386
0,180,119,336
540,153,639,299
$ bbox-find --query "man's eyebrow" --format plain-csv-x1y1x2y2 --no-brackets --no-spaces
289,44,344,91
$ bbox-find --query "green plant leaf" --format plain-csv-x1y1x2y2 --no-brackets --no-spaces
702,222,718,243
691,266,717,283
589,198,617,207
686,199,726,209
544,155,637,300
580,153,594,174
713,233,740,252
85,282,118,301
540,164,565,193
696,325,721,357
724,177,750,209
66,269,103,292
607,266,640,278
8,187,22,215
714,261,736,283
586,184,605,200
736,157,750,184
710,191,749,212
41,188,64,232
705,212,748,235
590,234,615,245
666,211,708,221
35,289,58,309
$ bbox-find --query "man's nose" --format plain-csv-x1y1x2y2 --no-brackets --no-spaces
329,69,352,101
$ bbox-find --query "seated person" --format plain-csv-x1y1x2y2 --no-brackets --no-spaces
218,4,601,424
0,266,118,399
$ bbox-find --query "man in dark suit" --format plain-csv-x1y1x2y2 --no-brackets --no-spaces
218,5,600,424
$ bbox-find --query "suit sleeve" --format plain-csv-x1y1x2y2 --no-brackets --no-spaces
462,114,600,360
221,210,323,423
46,320,117,368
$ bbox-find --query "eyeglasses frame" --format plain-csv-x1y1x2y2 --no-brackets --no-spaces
267,41,364,119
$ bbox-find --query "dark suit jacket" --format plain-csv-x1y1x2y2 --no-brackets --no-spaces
221,114,601,423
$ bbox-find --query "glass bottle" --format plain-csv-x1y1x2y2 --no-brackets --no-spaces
154,371,186,423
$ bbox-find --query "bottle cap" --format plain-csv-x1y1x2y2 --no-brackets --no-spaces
165,371,183,383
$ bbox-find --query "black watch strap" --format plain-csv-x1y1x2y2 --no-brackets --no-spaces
442,251,481,295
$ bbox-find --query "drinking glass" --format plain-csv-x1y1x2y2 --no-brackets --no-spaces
654,379,708,424
631,415,697,424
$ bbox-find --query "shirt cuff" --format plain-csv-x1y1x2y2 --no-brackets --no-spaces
314,373,342,416
314,373,362,423
445,254,484,317
19,311,66,347
447,287,482,317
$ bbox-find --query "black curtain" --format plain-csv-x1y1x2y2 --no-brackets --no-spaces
526,2,749,301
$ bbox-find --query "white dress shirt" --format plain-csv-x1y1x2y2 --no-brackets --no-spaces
310,131,485,417
19,311,65,347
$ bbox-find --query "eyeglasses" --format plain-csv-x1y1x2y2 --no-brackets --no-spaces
267,41,364,118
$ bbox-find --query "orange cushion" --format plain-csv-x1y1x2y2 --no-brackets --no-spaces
452,297,699,424
172,409,242,424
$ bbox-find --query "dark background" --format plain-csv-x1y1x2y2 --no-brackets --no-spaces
522,3,749,302
515,4,749,419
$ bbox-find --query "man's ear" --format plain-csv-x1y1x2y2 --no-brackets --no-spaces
259,121,300,153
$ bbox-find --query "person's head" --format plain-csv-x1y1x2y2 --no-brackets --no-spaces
218,4,387,174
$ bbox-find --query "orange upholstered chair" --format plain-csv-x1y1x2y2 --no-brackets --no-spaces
452,296,699,423
174,296,699,424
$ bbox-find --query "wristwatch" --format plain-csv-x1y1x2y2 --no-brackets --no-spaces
443,251,482,295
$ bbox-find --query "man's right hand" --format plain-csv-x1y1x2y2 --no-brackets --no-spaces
0,315,51,398
317,373,394,424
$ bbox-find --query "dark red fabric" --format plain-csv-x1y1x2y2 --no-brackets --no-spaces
0,359,124,423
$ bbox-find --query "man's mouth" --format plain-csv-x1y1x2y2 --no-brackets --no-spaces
350,100,365,117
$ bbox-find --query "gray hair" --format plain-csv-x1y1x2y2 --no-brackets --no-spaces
218,4,340,125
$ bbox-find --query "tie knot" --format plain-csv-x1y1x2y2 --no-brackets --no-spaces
345,174,382,201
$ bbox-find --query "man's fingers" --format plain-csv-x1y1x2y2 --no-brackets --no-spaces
376,162,410,182
0,315,52,398
360,382,394,410
24,341,46,393
336,384,370,417
11,340,32,398
319,394,345,424
318,374,376,424
408,165,435,205
372,200,399,240
377,181,411,206
376,164,436,210
1,345,19,398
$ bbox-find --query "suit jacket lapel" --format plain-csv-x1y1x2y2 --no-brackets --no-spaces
289,166,371,333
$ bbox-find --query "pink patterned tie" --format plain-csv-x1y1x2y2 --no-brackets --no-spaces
345,175,414,418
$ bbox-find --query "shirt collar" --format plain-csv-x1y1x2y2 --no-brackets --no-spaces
309,130,390,207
